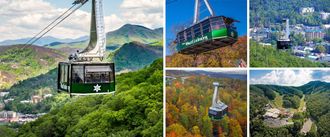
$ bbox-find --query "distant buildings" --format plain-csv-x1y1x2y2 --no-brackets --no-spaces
20,100,32,104
4,98,14,104
325,45,330,54
305,27,325,41
264,108,281,119
0,91,9,97
320,12,330,20
32,95,42,104
250,27,272,42
300,7,315,14
43,94,53,99
0,111,45,124
323,24,330,29
0,111,18,123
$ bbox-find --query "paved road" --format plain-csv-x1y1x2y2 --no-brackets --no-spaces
300,118,313,134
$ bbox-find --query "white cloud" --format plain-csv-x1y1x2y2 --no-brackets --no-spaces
119,0,163,29
0,0,90,41
104,14,125,32
250,70,314,86
0,0,163,41
321,75,330,82
120,0,163,10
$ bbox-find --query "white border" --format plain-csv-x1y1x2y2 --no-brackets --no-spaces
247,0,250,136
163,0,250,136
163,0,166,136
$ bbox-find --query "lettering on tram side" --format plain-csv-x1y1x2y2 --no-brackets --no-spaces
182,35,209,47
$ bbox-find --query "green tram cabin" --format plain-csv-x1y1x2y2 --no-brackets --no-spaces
208,103,228,121
277,40,292,50
176,16,238,54
58,62,115,95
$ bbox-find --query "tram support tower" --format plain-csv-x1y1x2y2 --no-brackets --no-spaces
277,19,292,50
208,82,228,121
70,0,106,62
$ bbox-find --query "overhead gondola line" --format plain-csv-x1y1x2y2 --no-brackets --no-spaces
21,0,88,49
21,4,77,48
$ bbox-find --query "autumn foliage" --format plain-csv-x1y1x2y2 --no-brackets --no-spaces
166,36,247,67
166,75,247,137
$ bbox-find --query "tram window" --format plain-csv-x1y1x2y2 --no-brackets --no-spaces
202,24,210,35
211,21,221,30
193,25,201,38
59,64,68,90
72,65,84,83
186,29,192,40
85,66,111,83
219,18,227,27
60,65,67,83
211,17,224,30
178,32,185,42
183,31,187,41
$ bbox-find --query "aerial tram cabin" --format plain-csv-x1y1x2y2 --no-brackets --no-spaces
277,19,292,50
277,40,292,50
58,62,115,95
208,82,228,121
175,0,238,55
176,16,238,54
57,0,115,96
20,0,114,96
208,102,228,120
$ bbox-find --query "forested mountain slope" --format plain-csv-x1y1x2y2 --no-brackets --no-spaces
14,59,163,137
166,75,247,137
250,81,330,137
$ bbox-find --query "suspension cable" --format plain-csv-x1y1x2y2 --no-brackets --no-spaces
22,3,85,49
22,4,77,47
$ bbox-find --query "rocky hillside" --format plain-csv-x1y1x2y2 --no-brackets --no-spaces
0,45,65,89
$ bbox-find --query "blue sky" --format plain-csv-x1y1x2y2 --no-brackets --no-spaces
166,0,247,55
44,0,123,17
250,70,330,86
0,0,163,41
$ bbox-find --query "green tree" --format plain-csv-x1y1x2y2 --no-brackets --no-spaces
315,45,326,53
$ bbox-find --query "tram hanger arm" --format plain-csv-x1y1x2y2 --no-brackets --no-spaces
73,0,88,5
222,16,240,24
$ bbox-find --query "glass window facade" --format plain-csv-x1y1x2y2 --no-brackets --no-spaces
59,64,69,90
177,17,226,43
72,65,84,83
85,66,113,83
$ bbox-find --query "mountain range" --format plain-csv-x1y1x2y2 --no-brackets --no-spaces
252,80,330,95
0,24,163,50
0,36,88,46
250,80,330,136
44,24,162,50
